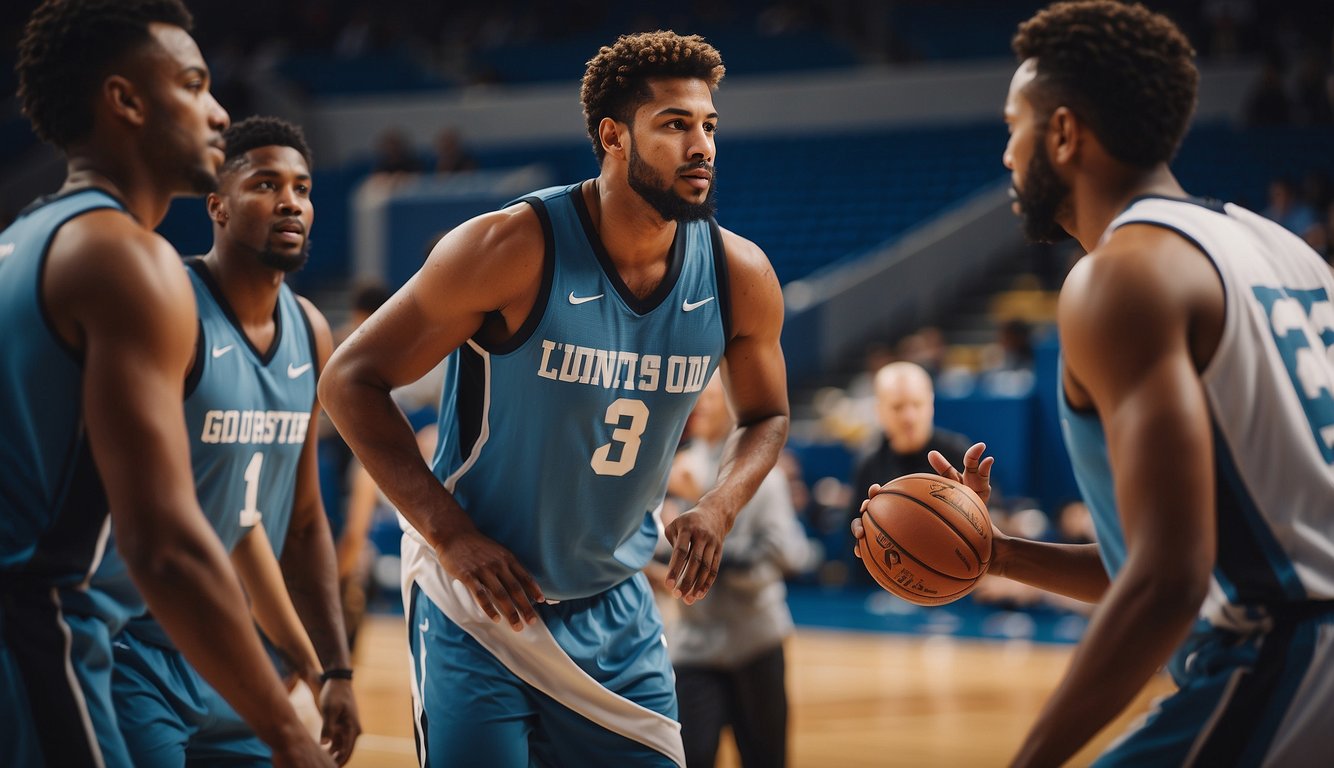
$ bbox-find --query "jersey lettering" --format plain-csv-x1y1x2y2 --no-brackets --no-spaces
1252,286,1334,462
535,338,709,394
200,409,311,445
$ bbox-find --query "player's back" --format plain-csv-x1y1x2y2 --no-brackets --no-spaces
1080,196,1334,626
0,189,125,582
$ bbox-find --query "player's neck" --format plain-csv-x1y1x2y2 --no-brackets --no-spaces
1069,165,1184,252
586,176,679,270
200,248,283,328
60,154,171,229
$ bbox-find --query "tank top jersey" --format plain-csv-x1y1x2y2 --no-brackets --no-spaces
421,182,730,601
1060,196,1334,634
0,189,124,613
115,258,318,646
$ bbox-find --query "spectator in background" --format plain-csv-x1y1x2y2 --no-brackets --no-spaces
847,362,973,584
370,128,422,177
433,127,477,174
980,318,1037,396
651,375,813,768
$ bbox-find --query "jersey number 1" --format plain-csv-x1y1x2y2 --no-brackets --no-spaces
238,451,263,526
591,398,649,476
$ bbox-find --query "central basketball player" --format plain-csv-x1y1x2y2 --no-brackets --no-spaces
319,31,789,767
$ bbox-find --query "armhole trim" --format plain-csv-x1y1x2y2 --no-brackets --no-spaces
479,196,555,355
709,217,733,343
183,319,206,398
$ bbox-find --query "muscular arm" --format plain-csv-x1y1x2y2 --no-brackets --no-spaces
665,231,790,603
49,216,316,759
1012,229,1218,767
232,524,320,687
319,207,546,630
285,298,360,764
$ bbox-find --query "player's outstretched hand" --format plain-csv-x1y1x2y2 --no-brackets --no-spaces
664,506,729,605
319,678,362,765
436,531,545,631
928,442,995,506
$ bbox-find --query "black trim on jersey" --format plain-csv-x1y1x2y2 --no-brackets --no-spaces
18,423,108,583
1212,425,1290,604
478,196,555,355
708,217,733,343
32,192,126,364
454,344,487,465
2,585,104,766
186,257,284,365
294,295,321,379
407,584,429,765
184,318,207,398
1122,194,1228,215
571,183,686,315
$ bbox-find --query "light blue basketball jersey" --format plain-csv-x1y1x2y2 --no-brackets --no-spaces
0,189,122,584
0,189,139,767
114,258,317,647
428,182,729,600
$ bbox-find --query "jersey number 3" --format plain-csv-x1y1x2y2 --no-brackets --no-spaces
591,398,650,476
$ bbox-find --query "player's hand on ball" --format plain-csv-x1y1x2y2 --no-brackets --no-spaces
850,483,884,560
435,531,545,631
664,505,729,604
928,442,995,506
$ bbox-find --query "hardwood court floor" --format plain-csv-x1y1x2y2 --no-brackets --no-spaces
345,614,1174,767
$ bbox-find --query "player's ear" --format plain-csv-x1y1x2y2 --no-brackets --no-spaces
1048,106,1080,166
599,117,627,160
206,193,227,225
104,75,146,128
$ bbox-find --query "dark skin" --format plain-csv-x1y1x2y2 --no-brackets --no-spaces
854,58,1222,766
320,76,789,631
40,22,330,768
203,145,361,764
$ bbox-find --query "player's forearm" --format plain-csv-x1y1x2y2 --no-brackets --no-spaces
991,537,1109,603
234,527,321,681
697,413,788,525
1012,560,1203,767
119,522,310,751
282,514,352,671
320,370,470,549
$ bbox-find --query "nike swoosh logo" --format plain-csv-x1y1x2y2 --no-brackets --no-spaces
568,291,604,305
419,617,429,633
287,362,312,378
682,297,715,312
211,345,235,358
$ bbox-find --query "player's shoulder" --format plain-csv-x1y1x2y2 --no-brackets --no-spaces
715,225,771,275
50,209,188,296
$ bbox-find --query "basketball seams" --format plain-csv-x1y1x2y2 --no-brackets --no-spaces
878,488,988,571
860,510,976,598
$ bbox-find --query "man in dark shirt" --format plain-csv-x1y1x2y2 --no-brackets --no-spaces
846,362,971,584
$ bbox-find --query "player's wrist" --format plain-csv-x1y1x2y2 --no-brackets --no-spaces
320,667,354,683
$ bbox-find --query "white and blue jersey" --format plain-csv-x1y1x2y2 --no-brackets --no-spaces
0,188,136,767
1060,196,1334,767
405,182,731,767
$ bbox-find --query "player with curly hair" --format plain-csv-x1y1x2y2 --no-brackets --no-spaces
320,29,788,767
1,2,331,766
856,2,1334,765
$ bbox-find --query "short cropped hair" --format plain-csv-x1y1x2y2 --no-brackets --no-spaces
1013,1,1198,168
18,0,194,148
580,30,725,163
221,116,313,173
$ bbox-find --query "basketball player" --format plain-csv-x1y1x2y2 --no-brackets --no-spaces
103,116,361,765
852,2,1334,765
0,2,331,766
319,30,789,767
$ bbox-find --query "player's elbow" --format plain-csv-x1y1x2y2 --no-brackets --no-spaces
115,513,217,589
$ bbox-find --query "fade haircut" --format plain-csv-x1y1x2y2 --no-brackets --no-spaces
220,116,313,174
17,0,194,148
1013,1,1198,168
580,30,725,163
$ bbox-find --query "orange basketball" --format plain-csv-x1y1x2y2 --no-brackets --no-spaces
859,473,993,606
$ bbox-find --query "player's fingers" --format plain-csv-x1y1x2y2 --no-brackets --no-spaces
464,575,503,622
683,543,719,602
496,569,538,628
961,442,988,474
928,450,960,480
479,572,526,630
664,540,690,591
978,456,995,480
850,516,865,539
675,545,706,598
866,483,883,498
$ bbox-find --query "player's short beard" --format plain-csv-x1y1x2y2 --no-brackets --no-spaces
1015,143,1072,244
628,143,716,222
258,240,310,273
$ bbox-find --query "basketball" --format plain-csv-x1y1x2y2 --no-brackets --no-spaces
859,473,993,606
